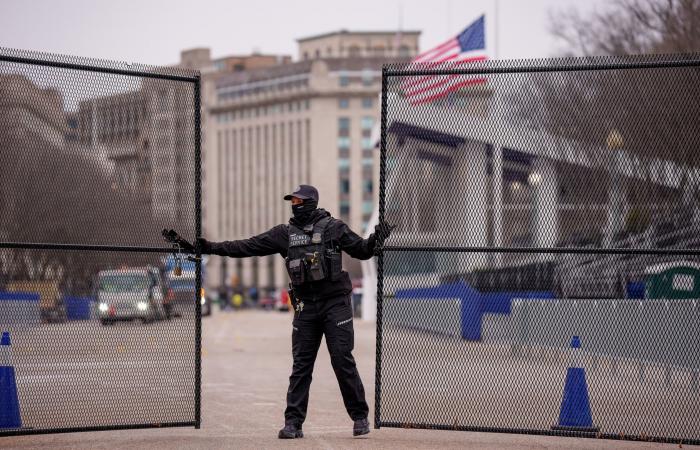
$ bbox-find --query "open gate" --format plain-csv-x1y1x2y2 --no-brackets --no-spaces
0,48,201,435
375,54,700,445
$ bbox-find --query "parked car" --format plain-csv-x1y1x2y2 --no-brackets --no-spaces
162,255,211,317
97,266,167,325
200,288,211,316
165,270,211,317
275,288,291,312
258,288,277,310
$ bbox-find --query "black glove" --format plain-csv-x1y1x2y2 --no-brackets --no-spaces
161,229,196,254
373,222,395,246
195,237,207,254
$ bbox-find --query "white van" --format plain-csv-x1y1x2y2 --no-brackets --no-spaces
97,266,167,325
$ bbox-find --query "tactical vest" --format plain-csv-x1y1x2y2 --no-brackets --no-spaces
285,216,342,286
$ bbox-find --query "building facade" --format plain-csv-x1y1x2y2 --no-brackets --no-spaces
196,30,420,296
0,74,67,245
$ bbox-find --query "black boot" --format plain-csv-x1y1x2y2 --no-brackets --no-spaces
278,421,304,439
353,418,370,437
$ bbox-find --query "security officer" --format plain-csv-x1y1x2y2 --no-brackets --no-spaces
177,185,392,439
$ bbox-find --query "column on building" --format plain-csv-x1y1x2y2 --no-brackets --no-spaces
491,143,504,267
210,127,225,290
532,157,559,252
257,256,269,296
273,120,289,296
603,175,628,247
451,141,489,272
241,123,254,288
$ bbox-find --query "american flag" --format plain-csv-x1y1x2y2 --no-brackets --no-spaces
402,15,487,105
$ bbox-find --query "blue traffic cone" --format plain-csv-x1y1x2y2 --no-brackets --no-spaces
0,331,22,429
552,336,598,432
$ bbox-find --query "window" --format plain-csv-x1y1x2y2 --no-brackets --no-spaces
363,179,373,194
361,116,374,130
362,138,374,151
399,45,411,58
340,178,350,194
362,69,373,86
340,200,350,216
348,46,361,57
315,49,321,58
339,71,349,87
305,99,310,110
338,117,350,132
362,201,374,214
337,136,351,150
338,98,349,109
303,51,309,60
362,97,373,109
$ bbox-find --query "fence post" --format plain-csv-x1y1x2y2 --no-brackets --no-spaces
373,65,389,430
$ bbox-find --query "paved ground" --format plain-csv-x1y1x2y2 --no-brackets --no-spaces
3,309,694,449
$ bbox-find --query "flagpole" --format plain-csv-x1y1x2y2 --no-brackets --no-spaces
494,0,500,59
447,0,452,37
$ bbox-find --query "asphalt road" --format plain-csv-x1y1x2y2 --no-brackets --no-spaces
2,309,694,449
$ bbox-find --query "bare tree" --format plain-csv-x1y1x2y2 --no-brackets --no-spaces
501,0,700,246
550,0,700,56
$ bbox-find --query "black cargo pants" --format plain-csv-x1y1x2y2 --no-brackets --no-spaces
285,293,369,425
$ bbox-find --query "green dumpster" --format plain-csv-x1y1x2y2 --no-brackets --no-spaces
645,261,700,299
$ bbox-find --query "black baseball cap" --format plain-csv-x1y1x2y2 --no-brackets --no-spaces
283,184,319,202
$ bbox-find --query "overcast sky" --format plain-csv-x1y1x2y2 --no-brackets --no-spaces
0,0,607,66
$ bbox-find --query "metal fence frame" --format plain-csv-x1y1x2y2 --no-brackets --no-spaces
375,56,700,446
0,50,202,436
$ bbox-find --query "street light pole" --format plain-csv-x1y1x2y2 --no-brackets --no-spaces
604,129,625,247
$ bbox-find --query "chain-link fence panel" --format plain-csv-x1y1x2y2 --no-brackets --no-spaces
0,48,201,436
376,55,700,445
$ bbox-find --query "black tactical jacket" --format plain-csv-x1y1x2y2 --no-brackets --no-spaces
199,209,376,300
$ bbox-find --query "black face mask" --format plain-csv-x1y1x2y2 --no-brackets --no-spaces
291,200,317,224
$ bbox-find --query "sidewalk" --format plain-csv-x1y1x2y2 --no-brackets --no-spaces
4,310,685,449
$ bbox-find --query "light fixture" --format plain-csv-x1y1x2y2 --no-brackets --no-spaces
528,172,542,186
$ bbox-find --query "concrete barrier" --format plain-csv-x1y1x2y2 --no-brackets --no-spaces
388,282,554,341
0,292,41,327
508,298,700,371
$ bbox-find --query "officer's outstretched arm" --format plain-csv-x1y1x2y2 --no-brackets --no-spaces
199,224,287,258
338,222,377,260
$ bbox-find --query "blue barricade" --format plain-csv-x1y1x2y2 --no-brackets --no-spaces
395,282,554,341
0,292,41,325
64,297,92,320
